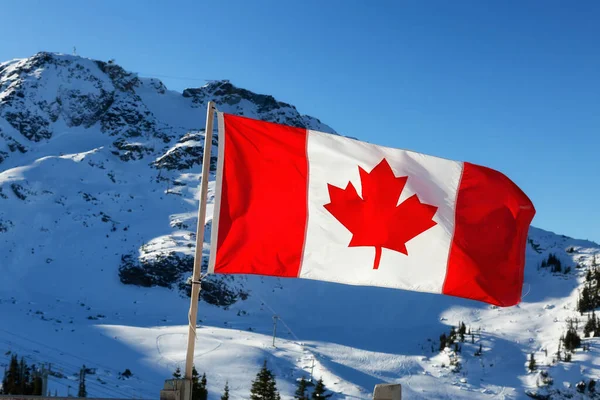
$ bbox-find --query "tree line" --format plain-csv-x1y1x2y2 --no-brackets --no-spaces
173,361,332,400
0,354,43,395
578,255,600,313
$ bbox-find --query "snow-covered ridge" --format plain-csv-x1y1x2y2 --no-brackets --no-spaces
0,52,334,166
0,52,599,399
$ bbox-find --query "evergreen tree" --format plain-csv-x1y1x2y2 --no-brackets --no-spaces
1,355,18,394
250,361,280,400
579,284,593,313
200,373,208,400
545,253,562,272
584,312,598,337
22,359,32,395
221,381,230,400
1,355,34,395
173,367,182,379
311,378,332,399
448,327,457,345
453,343,460,354
458,322,467,343
191,367,208,400
563,325,581,352
18,357,27,394
191,366,198,386
528,353,536,372
78,365,87,398
439,333,447,351
9,355,19,394
294,377,309,400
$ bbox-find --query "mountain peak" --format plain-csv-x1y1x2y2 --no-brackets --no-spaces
0,52,334,167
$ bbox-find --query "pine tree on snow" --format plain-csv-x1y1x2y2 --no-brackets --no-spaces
191,367,208,400
250,360,280,400
78,365,87,398
294,377,309,400
221,381,230,400
311,378,332,399
173,367,182,379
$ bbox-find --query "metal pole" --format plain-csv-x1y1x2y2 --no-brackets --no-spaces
184,101,216,388
272,316,278,347
41,363,47,396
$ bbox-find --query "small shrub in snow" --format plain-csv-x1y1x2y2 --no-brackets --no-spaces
536,370,553,387
474,343,483,357
118,369,132,379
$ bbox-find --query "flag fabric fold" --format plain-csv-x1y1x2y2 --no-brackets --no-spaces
208,112,535,306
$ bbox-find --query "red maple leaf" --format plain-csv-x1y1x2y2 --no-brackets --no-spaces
324,158,438,270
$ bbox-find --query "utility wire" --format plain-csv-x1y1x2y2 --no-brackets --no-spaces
0,328,156,387
0,332,155,399
0,351,143,399
0,352,130,399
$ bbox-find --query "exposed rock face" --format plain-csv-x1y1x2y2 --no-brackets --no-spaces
0,51,335,306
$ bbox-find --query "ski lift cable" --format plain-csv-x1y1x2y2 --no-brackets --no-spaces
0,328,156,384
0,342,149,399
0,329,156,397
253,292,301,344
0,352,132,399
49,375,133,399
0,351,146,400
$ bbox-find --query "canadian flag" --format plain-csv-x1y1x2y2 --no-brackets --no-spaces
208,113,535,306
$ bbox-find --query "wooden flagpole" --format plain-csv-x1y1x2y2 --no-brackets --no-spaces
184,101,216,390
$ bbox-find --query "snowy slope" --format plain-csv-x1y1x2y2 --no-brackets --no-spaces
0,52,599,400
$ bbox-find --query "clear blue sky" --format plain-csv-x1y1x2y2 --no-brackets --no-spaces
2,0,599,243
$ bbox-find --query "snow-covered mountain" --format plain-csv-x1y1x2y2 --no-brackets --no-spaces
0,52,599,400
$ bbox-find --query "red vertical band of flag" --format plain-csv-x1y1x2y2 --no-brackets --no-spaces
443,162,536,306
214,114,308,277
